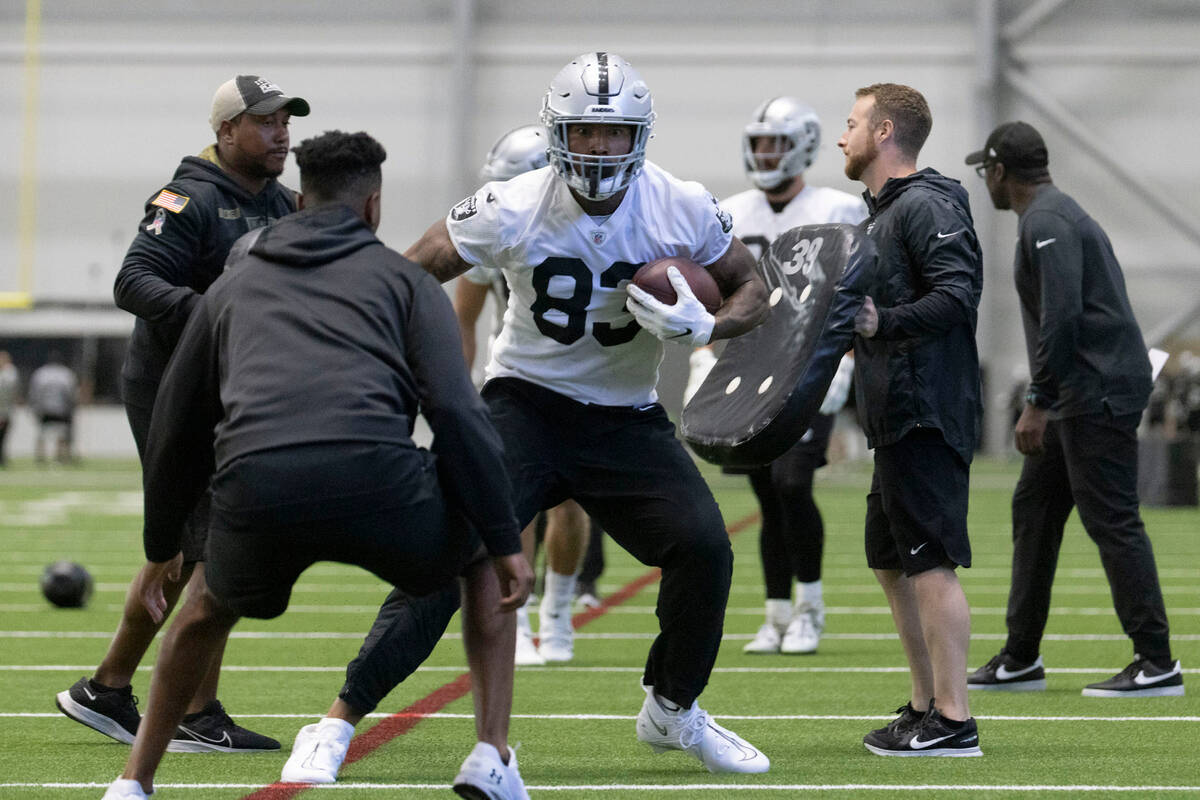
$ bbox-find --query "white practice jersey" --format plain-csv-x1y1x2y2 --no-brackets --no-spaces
721,184,866,262
447,162,733,407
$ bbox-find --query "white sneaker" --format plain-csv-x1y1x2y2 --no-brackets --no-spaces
452,741,530,800
537,597,574,663
280,718,353,784
102,779,150,799
575,591,602,610
780,605,823,654
635,685,769,773
514,627,546,666
743,623,784,654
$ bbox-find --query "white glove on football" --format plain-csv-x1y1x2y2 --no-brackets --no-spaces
626,266,716,347
683,346,718,407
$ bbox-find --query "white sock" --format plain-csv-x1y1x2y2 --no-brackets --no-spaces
317,717,355,740
516,603,534,637
543,569,577,613
765,598,793,628
796,580,823,610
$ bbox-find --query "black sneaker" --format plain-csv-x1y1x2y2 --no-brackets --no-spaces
865,705,981,757
168,699,280,753
1082,655,1185,698
968,650,1046,691
862,702,923,751
55,676,140,744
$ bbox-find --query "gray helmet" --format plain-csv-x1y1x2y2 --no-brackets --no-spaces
479,124,549,182
540,52,655,200
742,96,821,191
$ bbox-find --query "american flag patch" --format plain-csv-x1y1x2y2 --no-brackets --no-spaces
151,190,190,214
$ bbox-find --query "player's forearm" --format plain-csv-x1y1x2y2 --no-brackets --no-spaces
710,275,768,341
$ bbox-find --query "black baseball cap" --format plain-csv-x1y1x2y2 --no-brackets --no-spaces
210,75,310,133
965,121,1048,172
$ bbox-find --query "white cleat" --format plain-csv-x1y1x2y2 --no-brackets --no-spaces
742,623,784,654
635,684,770,773
537,597,574,663
280,718,353,784
514,628,546,666
101,779,150,799
780,604,823,654
452,741,530,800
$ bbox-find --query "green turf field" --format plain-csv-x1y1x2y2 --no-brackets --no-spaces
1,455,1197,799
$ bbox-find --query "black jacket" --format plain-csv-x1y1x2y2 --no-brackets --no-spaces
114,149,297,409
853,168,984,464
142,204,520,562
1015,183,1151,419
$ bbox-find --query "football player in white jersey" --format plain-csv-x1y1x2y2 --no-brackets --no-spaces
454,124,596,668
690,97,866,656
405,52,771,775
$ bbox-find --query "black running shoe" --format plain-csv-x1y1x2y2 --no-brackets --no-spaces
968,650,1046,691
1082,654,1185,698
864,706,981,757
862,702,924,751
55,677,140,744
169,699,280,753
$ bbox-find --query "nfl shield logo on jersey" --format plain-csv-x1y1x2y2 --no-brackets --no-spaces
591,229,607,245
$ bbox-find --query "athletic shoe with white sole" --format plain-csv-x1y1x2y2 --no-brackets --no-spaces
742,623,784,654
280,718,353,783
635,684,769,773
864,706,981,757
862,702,924,752
56,676,140,744
968,650,1046,691
101,778,151,799
780,604,822,654
537,597,574,663
452,741,530,800
1082,655,1185,697
514,628,546,666
169,699,280,753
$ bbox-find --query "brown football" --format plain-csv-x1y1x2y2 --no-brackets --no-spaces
632,257,722,313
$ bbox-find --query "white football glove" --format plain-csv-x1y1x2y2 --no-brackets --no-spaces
818,353,855,415
626,266,716,347
683,346,718,407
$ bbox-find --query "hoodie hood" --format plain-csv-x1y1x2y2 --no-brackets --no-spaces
173,152,266,202
249,204,379,268
867,167,970,215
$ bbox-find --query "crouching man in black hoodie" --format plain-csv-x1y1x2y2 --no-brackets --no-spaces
837,84,984,758
101,131,534,800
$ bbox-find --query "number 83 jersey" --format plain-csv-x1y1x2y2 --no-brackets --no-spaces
447,161,732,407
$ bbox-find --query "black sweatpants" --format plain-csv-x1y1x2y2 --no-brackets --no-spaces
1005,411,1172,664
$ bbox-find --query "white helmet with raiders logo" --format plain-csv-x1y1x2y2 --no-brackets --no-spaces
742,96,821,191
479,124,549,182
540,52,655,200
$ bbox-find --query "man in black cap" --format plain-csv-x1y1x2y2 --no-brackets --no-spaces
56,75,309,753
965,121,1183,697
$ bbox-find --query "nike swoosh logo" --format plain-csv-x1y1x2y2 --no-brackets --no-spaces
667,329,694,340
910,542,928,555
996,662,1040,680
176,725,233,747
82,685,98,701
1133,667,1178,685
936,230,963,239
909,732,954,749
650,718,669,736
1036,238,1056,249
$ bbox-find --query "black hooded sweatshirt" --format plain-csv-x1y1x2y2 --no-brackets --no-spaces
853,168,984,465
115,151,297,410
141,204,520,562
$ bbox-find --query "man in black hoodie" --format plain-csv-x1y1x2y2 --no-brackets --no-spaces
100,131,533,800
57,75,307,754
837,83,983,757
965,121,1181,698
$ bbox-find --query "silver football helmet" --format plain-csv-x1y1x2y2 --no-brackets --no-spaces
540,52,655,200
742,96,821,191
479,124,549,182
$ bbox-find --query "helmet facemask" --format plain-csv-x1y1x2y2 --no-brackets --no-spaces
541,52,655,201
742,97,821,192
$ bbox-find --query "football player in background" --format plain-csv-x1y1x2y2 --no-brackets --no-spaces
688,97,866,656
454,124,596,667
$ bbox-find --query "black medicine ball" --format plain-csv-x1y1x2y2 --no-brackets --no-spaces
40,561,93,608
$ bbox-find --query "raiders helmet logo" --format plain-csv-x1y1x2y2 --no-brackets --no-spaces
450,195,478,221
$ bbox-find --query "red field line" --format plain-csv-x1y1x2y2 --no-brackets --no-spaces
240,510,760,799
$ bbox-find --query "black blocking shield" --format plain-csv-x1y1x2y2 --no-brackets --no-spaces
682,223,878,469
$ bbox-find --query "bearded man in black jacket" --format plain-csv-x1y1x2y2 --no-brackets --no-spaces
838,83,984,758
100,130,534,800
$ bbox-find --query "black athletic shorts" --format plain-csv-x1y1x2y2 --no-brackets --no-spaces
126,400,208,563
205,441,479,619
864,427,971,575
